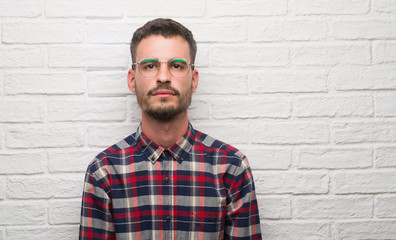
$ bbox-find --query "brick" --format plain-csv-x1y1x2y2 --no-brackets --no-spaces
88,123,137,147
376,93,396,116
261,221,330,239
187,99,211,121
195,72,248,95
209,45,289,67
376,147,396,168
185,21,246,43
48,199,81,224
373,41,396,63
334,171,396,194
0,130,3,149
6,123,84,148
372,0,396,14
46,0,123,17
239,146,291,170
0,153,45,174
294,95,373,117
0,178,5,199
256,196,291,219
0,0,42,17
291,43,370,66
47,99,126,122
213,97,290,119
0,100,43,122
0,74,4,96
0,202,46,225
126,0,205,17
48,46,129,68
3,21,84,43
195,43,209,68
298,148,372,169
293,196,372,219
88,71,130,96
0,47,43,68
249,70,327,93
334,20,396,40
48,150,98,173
208,0,287,16
7,175,83,199
254,171,328,194
376,196,396,217
330,66,396,90
193,121,249,145
250,122,329,144
87,22,142,44
333,121,395,144
249,20,327,42
6,226,78,240
334,220,396,239
294,0,369,15
5,73,85,95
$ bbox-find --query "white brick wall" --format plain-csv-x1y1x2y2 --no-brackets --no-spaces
0,0,395,239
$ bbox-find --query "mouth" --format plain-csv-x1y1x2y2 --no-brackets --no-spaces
152,90,176,98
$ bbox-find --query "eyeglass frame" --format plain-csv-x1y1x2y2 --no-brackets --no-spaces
131,57,195,78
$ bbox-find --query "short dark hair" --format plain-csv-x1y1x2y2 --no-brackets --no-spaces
130,18,197,65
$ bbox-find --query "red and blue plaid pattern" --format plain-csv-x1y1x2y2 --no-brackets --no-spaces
79,123,262,239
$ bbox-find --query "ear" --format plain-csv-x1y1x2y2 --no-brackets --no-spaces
191,69,199,93
127,69,136,93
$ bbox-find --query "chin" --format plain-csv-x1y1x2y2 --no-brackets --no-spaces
145,108,182,121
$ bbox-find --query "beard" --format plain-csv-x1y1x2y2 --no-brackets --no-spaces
135,83,192,121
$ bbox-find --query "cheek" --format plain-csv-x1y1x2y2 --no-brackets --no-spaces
178,78,193,90
134,83,146,98
135,80,151,93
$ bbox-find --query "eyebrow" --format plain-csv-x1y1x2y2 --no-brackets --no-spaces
140,58,158,63
171,59,187,63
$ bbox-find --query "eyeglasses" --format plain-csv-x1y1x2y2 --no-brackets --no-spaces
132,58,194,78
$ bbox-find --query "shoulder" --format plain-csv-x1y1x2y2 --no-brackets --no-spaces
86,132,138,175
193,128,250,170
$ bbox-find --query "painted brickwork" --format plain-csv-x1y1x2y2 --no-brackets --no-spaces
1,0,396,239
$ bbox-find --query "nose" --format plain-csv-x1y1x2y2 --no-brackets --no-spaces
156,61,171,84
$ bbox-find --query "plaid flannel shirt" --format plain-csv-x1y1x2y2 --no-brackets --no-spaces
79,123,262,239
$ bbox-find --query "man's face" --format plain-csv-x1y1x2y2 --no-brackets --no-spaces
128,35,199,121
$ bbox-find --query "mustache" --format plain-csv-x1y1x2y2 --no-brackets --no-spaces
147,84,180,96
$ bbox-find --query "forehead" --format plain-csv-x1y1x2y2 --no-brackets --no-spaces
135,35,190,61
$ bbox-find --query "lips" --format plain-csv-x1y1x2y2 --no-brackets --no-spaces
147,84,180,97
147,83,180,98
151,90,176,98
152,90,176,96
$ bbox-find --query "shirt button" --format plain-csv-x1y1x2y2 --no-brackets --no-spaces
165,176,170,183
165,216,171,222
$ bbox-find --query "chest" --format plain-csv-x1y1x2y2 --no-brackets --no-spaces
109,153,227,235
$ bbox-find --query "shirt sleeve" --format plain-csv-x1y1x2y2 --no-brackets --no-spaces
224,156,262,240
79,166,115,240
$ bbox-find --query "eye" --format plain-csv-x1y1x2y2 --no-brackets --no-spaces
146,64,155,69
170,61,187,71
171,63,183,70
142,62,157,70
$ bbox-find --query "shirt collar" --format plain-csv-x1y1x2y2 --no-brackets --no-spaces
134,122,195,164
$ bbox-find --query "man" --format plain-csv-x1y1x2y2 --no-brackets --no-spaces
79,18,262,240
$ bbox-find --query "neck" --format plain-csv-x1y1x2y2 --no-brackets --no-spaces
141,111,189,148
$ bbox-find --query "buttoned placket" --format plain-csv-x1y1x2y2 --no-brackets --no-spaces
160,149,174,240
